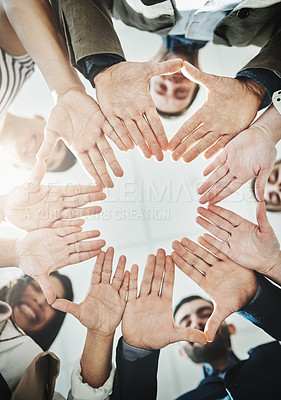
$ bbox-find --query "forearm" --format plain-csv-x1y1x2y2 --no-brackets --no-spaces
253,105,281,145
3,0,83,97
80,330,114,389
0,238,19,267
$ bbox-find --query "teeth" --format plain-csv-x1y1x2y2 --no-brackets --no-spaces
19,304,36,321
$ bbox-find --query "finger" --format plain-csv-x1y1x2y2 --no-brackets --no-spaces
171,125,209,162
63,192,106,208
103,115,135,150
88,147,114,188
112,255,127,291
197,207,234,233
256,201,272,232
172,240,210,274
198,235,229,260
196,216,230,242
208,179,243,205
198,164,229,198
204,135,231,159
91,252,106,285
151,249,166,295
119,270,130,301
35,275,56,305
169,113,203,152
171,251,204,285
207,204,241,227
97,136,124,177
172,326,207,345
204,306,228,342
255,169,271,202
161,255,175,299
180,237,219,265
182,132,220,163
59,184,103,197
101,116,129,151
125,119,152,159
199,173,234,204
52,219,85,228
54,225,83,237
52,299,80,319
202,151,227,177
61,206,103,219
145,109,168,150
135,116,163,161
139,254,156,297
101,247,114,284
148,58,183,78
78,152,103,188
181,61,211,86
36,130,58,160
128,264,138,300
68,250,101,264
27,160,47,188
64,229,101,244
68,239,105,254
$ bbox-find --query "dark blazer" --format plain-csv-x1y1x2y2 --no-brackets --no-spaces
110,275,281,400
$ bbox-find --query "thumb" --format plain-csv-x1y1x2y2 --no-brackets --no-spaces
52,298,80,319
255,169,270,202
172,326,207,345
204,307,227,342
26,160,46,189
181,61,210,87
148,58,183,78
35,275,56,305
36,129,58,160
256,201,271,232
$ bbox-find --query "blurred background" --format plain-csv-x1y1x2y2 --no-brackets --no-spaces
0,19,280,399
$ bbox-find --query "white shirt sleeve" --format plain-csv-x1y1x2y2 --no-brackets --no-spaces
272,90,281,114
69,358,115,400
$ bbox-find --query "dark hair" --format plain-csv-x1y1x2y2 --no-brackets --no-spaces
0,271,73,350
47,141,77,172
250,159,281,212
174,295,213,319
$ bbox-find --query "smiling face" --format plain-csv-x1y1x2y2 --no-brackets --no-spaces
174,299,231,364
0,115,69,171
265,161,281,210
13,276,64,334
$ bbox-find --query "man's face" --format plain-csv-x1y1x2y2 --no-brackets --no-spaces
1,115,68,171
174,299,231,364
150,73,198,115
13,276,64,334
264,161,281,210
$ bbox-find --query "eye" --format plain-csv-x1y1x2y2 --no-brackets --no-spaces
30,281,42,293
198,311,212,319
268,168,278,184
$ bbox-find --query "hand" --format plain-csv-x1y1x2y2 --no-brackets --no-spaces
37,88,123,188
4,160,106,231
122,249,206,350
15,226,106,304
171,237,257,341
52,247,129,336
198,125,277,204
94,60,183,161
169,61,265,162
196,203,280,274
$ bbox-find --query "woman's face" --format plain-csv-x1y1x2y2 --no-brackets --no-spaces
13,276,65,333
265,162,281,210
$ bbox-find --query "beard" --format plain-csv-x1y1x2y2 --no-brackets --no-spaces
183,324,231,364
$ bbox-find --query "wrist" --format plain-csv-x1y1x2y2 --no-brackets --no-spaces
87,329,115,343
0,195,7,222
265,251,281,284
253,105,281,145
236,76,267,106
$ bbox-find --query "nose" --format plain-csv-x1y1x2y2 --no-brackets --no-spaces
190,315,205,331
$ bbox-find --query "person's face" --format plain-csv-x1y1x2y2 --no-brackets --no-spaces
174,299,231,364
13,276,64,333
1,115,68,171
264,162,281,210
150,73,198,114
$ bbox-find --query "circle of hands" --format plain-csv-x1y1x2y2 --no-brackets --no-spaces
5,60,281,347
